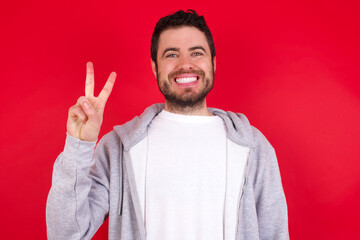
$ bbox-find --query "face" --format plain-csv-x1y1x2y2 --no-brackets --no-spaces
152,26,216,111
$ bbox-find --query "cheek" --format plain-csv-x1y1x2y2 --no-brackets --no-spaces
158,63,175,77
194,58,213,70
199,64,213,74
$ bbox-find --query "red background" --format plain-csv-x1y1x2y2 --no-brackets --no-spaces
1,0,359,239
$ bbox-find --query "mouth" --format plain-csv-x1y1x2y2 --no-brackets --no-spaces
174,76,199,84
168,70,204,87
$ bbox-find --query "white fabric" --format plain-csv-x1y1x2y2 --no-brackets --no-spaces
129,136,250,240
128,136,148,217
129,110,250,240
145,110,227,240
223,139,250,239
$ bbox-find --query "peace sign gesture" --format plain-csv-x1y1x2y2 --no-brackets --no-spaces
67,62,117,142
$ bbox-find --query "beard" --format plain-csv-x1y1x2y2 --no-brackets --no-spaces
157,68,215,111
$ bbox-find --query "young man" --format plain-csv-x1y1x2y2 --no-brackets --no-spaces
46,10,289,240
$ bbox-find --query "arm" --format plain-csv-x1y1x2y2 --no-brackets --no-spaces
46,135,109,239
46,62,116,239
253,132,289,239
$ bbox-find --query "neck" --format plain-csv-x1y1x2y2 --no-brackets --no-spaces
164,99,213,116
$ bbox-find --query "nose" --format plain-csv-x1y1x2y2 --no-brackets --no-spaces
177,55,194,70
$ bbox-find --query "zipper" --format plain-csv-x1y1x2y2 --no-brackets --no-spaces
119,144,124,216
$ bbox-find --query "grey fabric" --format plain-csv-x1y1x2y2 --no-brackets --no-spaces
46,103,289,239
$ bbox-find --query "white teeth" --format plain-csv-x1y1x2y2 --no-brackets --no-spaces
175,77,197,84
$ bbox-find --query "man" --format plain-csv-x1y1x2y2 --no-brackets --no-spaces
46,10,289,240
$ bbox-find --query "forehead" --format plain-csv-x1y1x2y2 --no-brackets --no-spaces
158,26,209,51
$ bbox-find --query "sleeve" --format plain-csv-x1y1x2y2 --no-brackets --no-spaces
253,139,289,240
46,134,111,240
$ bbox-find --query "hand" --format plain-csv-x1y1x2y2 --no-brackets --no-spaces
67,62,116,142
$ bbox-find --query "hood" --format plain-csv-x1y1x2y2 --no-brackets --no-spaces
114,103,255,151
209,107,255,148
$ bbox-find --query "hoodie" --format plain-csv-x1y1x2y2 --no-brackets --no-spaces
46,103,289,240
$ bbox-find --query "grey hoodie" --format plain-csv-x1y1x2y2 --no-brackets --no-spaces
46,103,289,240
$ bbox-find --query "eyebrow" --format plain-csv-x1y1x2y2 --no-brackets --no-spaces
162,48,179,58
161,46,207,58
189,46,207,53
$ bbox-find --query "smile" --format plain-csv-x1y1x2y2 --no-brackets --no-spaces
175,76,199,84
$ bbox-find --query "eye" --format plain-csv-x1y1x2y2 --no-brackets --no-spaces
192,52,203,56
166,53,177,58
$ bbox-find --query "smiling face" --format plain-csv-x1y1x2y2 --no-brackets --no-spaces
152,26,216,115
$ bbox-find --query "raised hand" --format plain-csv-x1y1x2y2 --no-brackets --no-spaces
67,62,116,142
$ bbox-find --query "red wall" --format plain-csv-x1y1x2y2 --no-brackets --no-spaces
1,0,359,239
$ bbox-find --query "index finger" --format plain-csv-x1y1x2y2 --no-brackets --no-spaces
98,72,117,103
85,62,95,98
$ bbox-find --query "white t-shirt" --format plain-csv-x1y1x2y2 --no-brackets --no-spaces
143,110,227,240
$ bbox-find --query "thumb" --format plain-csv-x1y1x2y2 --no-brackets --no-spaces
78,97,101,124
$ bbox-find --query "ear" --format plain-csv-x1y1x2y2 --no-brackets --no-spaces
213,56,217,72
151,60,157,78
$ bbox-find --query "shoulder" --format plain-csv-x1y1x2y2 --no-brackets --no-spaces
211,107,274,153
217,109,277,173
99,130,120,145
96,130,122,156
250,125,275,154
